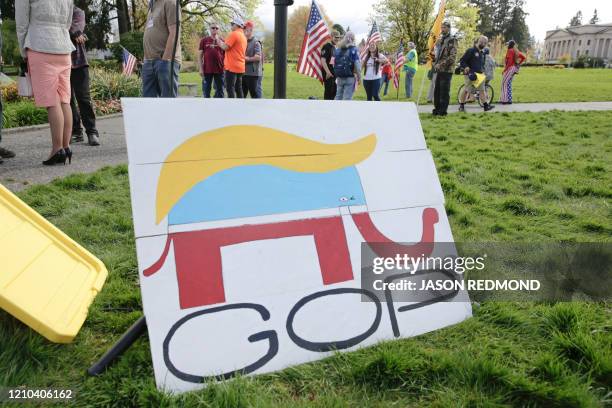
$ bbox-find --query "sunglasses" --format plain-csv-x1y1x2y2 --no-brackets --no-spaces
211,27,219,30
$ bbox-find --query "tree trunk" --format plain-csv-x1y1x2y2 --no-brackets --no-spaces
116,0,131,34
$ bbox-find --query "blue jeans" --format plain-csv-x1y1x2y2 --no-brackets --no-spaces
256,75,263,98
202,73,224,98
335,77,356,100
142,59,180,98
380,74,390,96
364,79,381,101
405,69,416,98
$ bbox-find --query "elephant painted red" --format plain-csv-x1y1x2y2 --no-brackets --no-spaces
144,208,439,310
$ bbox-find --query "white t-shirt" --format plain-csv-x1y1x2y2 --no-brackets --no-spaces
363,55,383,80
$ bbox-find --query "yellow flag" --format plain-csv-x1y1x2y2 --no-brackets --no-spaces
427,0,446,68
473,73,486,88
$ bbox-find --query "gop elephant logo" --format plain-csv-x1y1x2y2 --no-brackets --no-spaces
142,126,440,310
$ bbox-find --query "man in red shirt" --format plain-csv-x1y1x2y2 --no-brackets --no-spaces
199,23,225,98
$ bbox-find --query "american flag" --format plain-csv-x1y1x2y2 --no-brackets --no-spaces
122,47,137,76
296,0,331,82
360,21,382,61
393,41,405,89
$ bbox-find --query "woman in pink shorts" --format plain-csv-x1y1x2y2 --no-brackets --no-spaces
16,0,76,165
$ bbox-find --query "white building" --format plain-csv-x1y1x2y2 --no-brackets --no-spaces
543,23,612,63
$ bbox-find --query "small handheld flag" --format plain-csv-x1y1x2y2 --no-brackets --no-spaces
122,47,137,76
393,40,405,89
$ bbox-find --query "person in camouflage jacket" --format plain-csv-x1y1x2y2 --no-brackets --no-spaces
432,21,458,116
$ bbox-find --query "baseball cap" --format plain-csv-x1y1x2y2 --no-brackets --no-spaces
231,16,245,27
244,20,255,29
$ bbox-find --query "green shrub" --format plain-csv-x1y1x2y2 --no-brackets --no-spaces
89,59,121,72
572,55,605,69
1,84,20,103
2,101,48,128
110,31,144,63
89,67,141,100
1,20,24,66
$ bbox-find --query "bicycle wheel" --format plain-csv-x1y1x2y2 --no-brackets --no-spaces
457,84,465,105
478,84,494,107
486,84,494,104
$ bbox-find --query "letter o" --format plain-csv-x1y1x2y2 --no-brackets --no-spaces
286,288,382,352
163,303,278,383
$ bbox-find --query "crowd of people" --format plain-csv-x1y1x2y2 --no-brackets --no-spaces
318,20,526,115
142,0,263,100
0,1,528,167
318,28,420,102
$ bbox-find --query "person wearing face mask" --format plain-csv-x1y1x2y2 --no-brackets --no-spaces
458,35,495,112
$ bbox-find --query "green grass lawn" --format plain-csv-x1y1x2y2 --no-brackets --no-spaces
1,110,610,407
180,64,612,104
2,66,611,129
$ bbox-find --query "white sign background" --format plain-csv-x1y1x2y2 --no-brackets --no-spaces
123,99,472,393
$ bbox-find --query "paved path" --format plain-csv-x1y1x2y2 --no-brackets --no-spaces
1,102,611,192
1,114,127,192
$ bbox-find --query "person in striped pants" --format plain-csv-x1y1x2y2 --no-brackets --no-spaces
500,40,526,104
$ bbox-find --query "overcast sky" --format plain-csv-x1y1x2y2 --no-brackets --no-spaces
256,0,611,42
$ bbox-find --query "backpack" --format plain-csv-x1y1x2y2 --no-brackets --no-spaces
334,47,356,78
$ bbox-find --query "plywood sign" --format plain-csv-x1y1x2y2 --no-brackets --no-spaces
122,99,471,393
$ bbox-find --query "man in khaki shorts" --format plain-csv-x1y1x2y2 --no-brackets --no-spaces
458,35,494,112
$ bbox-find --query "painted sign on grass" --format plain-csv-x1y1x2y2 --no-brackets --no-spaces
123,99,471,393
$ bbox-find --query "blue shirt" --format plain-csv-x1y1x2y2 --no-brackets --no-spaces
459,46,485,74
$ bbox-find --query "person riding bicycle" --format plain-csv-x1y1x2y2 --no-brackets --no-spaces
458,36,494,112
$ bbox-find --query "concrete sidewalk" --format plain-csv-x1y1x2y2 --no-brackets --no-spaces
417,101,612,114
1,114,127,192
1,101,611,192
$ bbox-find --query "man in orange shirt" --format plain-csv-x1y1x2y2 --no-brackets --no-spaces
217,17,247,98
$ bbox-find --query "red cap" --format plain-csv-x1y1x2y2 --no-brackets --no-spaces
245,20,255,29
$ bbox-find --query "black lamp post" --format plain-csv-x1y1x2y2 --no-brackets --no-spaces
273,0,294,99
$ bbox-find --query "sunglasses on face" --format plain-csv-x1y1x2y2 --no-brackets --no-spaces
211,27,219,30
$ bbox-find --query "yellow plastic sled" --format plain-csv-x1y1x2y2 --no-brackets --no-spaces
0,183,107,343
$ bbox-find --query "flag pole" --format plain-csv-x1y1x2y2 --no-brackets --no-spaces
396,71,400,100
416,0,445,107
416,66,428,106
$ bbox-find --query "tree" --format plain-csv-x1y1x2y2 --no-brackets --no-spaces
445,0,480,58
116,0,132,34
1,1,14,19
1,19,21,65
568,10,583,27
262,30,275,61
178,0,261,20
589,9,599,25
374,0,436,59
469,0,526,39
503,4,529,49
469,0,494,37
74,0,114,50
287,5,332,59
